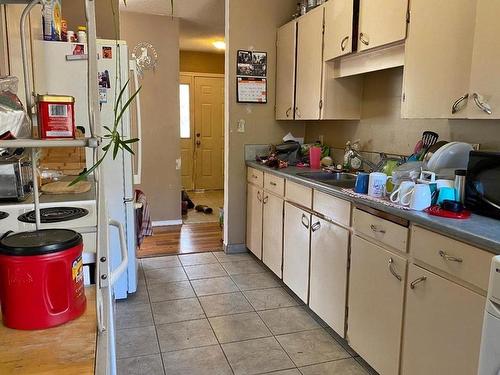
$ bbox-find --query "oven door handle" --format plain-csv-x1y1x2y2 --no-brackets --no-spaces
108,219,128,286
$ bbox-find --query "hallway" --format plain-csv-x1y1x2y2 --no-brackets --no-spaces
115,252,376,375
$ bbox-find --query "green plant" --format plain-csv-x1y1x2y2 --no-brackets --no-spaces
70,81,140,185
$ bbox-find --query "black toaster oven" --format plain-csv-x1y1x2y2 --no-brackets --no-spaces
465,151,500,219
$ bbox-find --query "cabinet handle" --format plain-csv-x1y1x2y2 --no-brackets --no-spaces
370,224,386,234
410,276,427,289
340,36,350,51
472,93,492,115
263,195,269,204
359,32,369,46
439,250,463,263
270,181,277,186
257,191,262,202
301,213,310,229
295,107,301,118
388,258,402,282
451,93,469,114
311,221,321,232
286,107,292,118
252,174,258,179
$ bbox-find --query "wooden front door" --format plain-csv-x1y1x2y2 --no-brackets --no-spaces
193,76,224,190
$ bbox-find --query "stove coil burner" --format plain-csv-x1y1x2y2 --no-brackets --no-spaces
18,207,89,224
0,211,9,220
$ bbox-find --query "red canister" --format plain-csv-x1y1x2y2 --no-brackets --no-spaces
0,229,86,330
37,95,76,139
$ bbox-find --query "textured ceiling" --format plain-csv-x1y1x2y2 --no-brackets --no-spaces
120,0,225,53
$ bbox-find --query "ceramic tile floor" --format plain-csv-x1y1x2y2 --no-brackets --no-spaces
116,251,378,375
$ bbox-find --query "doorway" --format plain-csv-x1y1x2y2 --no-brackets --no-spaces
180,72,225,225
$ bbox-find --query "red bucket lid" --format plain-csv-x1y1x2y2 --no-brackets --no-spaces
0,229,82,256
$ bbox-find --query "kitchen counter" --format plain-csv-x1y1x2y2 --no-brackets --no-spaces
247,161,500,255
0,286,97,374
0,180,96,209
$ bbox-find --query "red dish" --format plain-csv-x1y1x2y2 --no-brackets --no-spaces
426,205,471,219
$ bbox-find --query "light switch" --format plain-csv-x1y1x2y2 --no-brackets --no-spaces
237,119,245,133
176,158,182,170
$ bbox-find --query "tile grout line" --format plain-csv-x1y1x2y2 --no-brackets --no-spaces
140,260,167,375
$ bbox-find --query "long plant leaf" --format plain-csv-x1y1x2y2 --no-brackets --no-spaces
114,86,142,127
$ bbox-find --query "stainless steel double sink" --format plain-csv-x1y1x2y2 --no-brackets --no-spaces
295,171,357,189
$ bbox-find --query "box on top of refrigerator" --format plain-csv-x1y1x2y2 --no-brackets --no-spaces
42,0,62,41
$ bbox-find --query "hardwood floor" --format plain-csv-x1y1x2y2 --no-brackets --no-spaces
138,222,223,258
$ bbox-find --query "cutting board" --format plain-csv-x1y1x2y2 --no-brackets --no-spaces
41,180,91,195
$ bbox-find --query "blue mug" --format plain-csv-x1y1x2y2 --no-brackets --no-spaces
354,173,370,194
437,187,456,205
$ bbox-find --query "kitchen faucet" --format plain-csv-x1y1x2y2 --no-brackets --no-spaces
343,140,387,172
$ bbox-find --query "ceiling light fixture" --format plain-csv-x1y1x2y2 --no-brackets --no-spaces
213,41,226,50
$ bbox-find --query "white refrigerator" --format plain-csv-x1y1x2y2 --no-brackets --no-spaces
31,39,142,300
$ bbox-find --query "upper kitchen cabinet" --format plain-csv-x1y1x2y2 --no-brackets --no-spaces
276,21,297,120
357,0,408,52
295,6,324,120
402,0,500,119
323,0,355,60
467,0,500,119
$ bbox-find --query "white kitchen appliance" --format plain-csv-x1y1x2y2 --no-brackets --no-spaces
478,255,500,375
30,39,143,299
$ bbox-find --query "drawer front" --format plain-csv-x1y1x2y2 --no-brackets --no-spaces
353,209,408,252
264,173,285,197
410,226,493,291
247,167,264,187
286,180,313,209
313,190,351,227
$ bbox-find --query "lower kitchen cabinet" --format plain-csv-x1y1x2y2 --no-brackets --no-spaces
401,264,486,375
262,192,284,277
348,235,406,375
246,183,263,259
283,202,311,303
309,215,349,337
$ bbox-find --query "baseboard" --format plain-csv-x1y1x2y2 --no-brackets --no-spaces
152,220,183,227
224,243,248,254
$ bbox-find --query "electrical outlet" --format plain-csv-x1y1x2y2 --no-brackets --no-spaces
472,143,481,151
237,119,246,133
318,135,324,144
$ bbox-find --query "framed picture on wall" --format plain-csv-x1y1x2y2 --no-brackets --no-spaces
237,77,267,103
236,50,267,78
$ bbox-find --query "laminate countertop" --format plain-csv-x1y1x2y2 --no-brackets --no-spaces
247,161,500,255
0,286,96,375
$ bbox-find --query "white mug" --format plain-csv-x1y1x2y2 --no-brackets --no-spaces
436,179,454,190
402,184,432,211
390,181,415,205
368,172,388,198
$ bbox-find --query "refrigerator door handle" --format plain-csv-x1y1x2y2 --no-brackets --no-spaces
130,60,143,185
108,219,129,286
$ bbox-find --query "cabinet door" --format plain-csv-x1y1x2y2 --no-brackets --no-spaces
246,183,263,259
348,235,406,375
468,0,500,119
323,0,354,60
283,202,311,302
401,264,486,375
262,193,284,278
276,21,297,120
402,0,476,118
357,0,408,52
309,216,349,337
295,7,324,120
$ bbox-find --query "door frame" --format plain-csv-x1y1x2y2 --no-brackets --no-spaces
179,72,225,191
